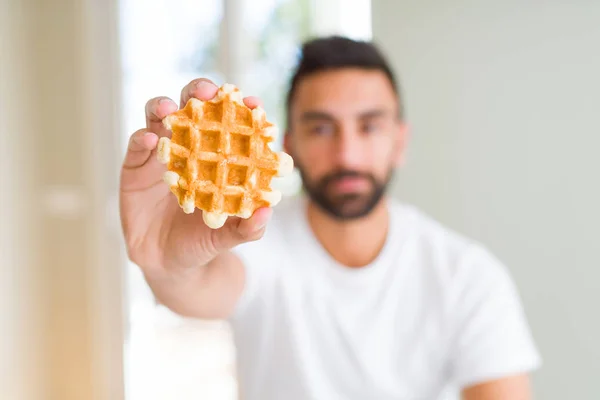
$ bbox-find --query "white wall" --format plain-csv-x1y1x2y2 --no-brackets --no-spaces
373,1,599,399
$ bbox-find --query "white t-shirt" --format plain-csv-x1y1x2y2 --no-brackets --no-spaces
229,195,541,400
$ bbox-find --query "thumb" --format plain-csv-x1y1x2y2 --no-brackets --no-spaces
212,207,273,251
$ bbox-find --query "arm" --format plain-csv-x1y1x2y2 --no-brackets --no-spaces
449,246,541,397
120,78,272,320
462,374,533,400
144,251,246,319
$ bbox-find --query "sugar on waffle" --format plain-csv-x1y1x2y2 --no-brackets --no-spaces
156,83,294,229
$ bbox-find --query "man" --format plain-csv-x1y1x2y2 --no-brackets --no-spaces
120,36,541,400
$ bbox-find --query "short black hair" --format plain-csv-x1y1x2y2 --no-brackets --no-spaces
285,36,402,128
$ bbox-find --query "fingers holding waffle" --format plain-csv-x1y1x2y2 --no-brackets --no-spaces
180,78,219,108
157,83,294,229
242,96,263,109
145,96,178,137
123,129,158,169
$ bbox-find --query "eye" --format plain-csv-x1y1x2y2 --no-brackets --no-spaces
311,123,335,136
362,121,380,134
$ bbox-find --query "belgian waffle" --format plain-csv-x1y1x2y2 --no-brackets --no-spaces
156,83,293,228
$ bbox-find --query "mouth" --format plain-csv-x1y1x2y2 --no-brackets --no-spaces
329,176,370,193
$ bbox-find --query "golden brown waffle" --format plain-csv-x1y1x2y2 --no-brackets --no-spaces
156,83,294,229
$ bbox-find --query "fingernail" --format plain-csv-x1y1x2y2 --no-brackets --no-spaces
196,80,213,91
144,131,154,136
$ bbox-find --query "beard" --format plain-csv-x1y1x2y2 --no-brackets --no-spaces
296,165,394,220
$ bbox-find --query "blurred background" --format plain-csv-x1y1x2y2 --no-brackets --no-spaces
1,0,598,399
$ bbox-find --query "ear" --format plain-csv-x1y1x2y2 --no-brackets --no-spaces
393,122,409,167
283,130,293,156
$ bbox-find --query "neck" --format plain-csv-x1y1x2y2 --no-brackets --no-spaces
306,198,390,268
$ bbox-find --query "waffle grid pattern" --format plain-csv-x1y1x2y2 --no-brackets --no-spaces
157,84,291,228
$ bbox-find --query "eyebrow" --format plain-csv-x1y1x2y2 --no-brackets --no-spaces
300,111,335,122
299,108,391,123
358,109,389,119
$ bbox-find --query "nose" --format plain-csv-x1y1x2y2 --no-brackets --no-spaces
333,126,363,169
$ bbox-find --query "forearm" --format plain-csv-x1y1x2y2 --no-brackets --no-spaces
143,260,209,317
142,251,245,319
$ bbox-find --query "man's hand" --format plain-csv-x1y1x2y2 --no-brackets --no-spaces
462,374,533,400
119,78,270,318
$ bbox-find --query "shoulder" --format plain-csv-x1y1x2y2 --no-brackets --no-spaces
390,200,510,285
392,200,475,263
